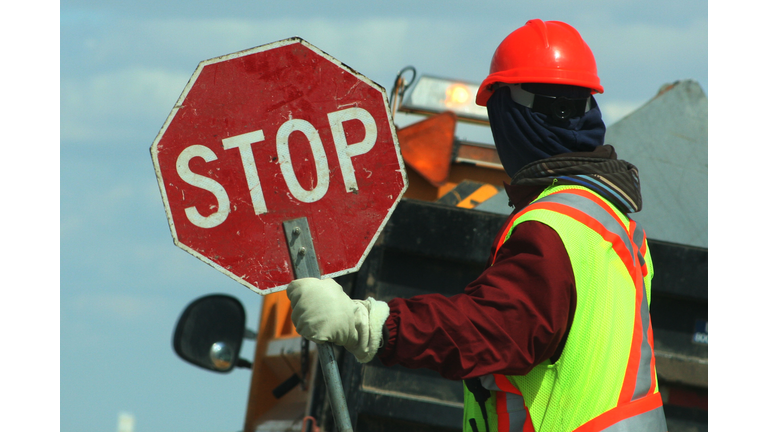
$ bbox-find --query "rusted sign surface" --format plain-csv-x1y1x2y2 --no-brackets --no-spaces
151,38,407,294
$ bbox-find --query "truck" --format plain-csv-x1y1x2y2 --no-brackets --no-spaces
172,70,708,432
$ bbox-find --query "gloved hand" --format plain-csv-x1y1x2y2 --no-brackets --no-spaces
287,277,390,363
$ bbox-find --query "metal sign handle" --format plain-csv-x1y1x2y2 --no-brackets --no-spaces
283,217,354,432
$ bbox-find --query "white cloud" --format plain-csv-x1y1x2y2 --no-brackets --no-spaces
114,16,414,84
582,17,708,97
62,13,707,149
61,67,190,144
61,172,147,238
60,212,85,240
592,18,707,67
61,16,417,146
69,292,170,321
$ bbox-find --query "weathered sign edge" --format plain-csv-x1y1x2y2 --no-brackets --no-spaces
149,37,409,296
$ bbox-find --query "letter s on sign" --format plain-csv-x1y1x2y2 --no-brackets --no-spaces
175,145,231,228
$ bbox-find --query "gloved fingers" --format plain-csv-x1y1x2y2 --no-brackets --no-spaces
287,277,324,302
287,277,347,305
292,312,335,344
287,277,356,346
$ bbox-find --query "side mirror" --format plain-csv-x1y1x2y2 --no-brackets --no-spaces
173,294,248,373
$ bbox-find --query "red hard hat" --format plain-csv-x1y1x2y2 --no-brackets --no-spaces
475,19,603,107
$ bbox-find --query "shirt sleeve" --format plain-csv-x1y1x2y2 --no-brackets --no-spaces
377,220,577,381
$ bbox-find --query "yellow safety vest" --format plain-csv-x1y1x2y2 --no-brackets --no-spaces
463,185,666,432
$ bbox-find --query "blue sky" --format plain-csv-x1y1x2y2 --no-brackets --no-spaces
7,1,719,431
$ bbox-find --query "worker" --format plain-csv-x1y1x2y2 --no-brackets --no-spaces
287,19,666,432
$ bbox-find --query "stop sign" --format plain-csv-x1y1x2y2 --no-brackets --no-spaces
151,38,407,294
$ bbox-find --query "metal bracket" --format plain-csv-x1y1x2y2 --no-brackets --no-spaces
282,216,353,432
283,217,321,279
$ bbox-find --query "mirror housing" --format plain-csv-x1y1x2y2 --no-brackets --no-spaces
173,294,247,373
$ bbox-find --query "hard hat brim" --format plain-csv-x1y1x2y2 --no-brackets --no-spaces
475,69,604,107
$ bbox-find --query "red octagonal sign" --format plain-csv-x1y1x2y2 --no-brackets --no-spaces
151,38,407,294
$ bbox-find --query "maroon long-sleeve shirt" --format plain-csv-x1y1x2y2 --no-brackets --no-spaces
377,185,577,381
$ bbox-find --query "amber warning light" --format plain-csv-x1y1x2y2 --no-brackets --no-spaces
399,75,489,125
445,83,471,107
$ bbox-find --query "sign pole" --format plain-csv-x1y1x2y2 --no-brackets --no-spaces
283,217,354,432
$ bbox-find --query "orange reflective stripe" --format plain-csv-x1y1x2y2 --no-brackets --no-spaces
492,216,520,264
548,188,624,226
634,221,654,401
573,392,664,432
603,406,665,432
514,200,637,275
491,188,662,430
619,243,643,402
496,391,510,432
493,188,630,266
489,375,534,432
647,322,658,400
632,222,649,277
523,193,647,406
523,416,536,432
494,374,521,394
619,219,655,403
528,198,647,406
546,189,638,278
494,392,536,432
631,221,653,401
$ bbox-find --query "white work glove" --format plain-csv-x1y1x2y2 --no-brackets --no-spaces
287,277,390,363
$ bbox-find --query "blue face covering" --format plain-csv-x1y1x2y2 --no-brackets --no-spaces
487,86,606,177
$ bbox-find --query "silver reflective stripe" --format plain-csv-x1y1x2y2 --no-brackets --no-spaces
479,375,526,432
632,280,653,400
534,192,655,402
630,222,653,400
480,374,501,391
505,393,527,432
535,193,634,257
602,406,667,432
631,223,646,268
